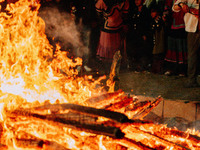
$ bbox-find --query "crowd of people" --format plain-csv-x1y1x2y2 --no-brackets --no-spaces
38,0,200,88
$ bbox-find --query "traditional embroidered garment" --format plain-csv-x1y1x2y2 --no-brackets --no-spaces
173,0,199,32
164,31,187,64
95,0,129,60
165,0,185,29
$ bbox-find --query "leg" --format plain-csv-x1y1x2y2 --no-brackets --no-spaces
186,31,200,86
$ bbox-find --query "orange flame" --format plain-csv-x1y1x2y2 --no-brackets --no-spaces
0,0,105,148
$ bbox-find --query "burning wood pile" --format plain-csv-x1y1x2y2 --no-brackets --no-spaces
1,92,200,150
0,0,199,149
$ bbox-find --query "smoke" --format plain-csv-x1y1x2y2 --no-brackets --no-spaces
39,6,90,58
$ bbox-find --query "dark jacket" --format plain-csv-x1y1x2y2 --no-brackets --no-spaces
127,4,151,37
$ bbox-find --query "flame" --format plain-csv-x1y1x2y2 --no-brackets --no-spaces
99,136,106,150
0,0,105,149
0,103,4,121
0,0,103,106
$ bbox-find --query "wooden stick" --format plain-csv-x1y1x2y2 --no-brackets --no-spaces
106,50,122,92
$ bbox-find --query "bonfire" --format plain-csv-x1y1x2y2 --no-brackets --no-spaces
0,0,199,149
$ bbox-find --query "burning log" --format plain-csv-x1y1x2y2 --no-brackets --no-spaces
104,96,135,112
113,137,155,150
134,123,200,149
13,138,72,150
106,50,122,92
3,101,200,150
13,138,45,149
6,109,125,139
32,103,130,123
85,89,124,108
46,112,98,123
1,94,198,150
85,136,155,150
5,131,71,150
43,141,71,150
122,123,191,150
125,96,162,119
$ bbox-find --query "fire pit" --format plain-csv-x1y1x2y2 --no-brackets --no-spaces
0,0,199,149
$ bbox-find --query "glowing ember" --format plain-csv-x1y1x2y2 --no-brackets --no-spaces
0,0,199,150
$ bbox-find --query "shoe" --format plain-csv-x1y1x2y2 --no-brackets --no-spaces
164,71,170,75
84,65,92,72
164,71,172,76
178,73,185,77
164,71,178,76
184,82,200,88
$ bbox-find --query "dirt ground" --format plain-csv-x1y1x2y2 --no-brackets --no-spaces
118,70,200,103
85,60,200,103
117,69,200,131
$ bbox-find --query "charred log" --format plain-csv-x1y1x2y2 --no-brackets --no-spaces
32,103,130,123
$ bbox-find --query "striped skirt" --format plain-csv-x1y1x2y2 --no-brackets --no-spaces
165,36,187,64
96,31,123,61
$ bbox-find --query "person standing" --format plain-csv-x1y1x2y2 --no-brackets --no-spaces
95,0,129,74
150,4,166,74
164,0,188,76
126,0,152,72
173,0,200,87
72,0,99,72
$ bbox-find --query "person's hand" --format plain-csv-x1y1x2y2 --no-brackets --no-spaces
189,8,199,18
179,3,189,13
